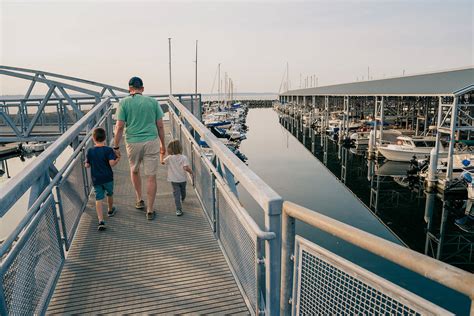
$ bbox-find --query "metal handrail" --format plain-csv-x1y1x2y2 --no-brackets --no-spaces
280,201,474,315
168,96,282,314
169,95,282,214
0,99,113,258
0,98,111,217
169,107,275,241
0,93,197,103
0,65,128,94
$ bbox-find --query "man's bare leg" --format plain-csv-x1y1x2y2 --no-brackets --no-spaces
146,175,157,213
131,169,142,202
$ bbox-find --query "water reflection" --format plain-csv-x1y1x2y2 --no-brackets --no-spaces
278,110,473,271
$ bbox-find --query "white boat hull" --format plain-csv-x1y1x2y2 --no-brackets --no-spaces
378,146,447,162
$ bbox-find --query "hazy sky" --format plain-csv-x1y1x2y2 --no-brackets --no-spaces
1,0,473,95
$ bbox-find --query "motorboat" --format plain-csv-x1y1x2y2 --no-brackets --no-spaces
226,125,247,141
204,112,233,129
326,120,341,134
350,131,371,147
378,136,446,162
417,153,474,179
349,129,402,148
210,127,229,138
21,142,51,153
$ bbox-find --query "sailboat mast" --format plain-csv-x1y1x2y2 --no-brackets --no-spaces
194,40,198,95
224,72,228,107
218,63,221,104
168,37,172,95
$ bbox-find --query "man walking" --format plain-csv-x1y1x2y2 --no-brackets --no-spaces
113,77,166,220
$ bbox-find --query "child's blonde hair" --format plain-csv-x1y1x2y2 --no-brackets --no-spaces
167,139,182,155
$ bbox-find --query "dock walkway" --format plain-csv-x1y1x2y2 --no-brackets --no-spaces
47,124,249,315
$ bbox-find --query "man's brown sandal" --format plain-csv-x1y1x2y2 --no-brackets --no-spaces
135,200,145,209
146,211,156,220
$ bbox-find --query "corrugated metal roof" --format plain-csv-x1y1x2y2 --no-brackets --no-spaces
281,67,474,97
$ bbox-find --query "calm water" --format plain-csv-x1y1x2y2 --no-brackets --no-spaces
0,108,469,313
237,108,469,315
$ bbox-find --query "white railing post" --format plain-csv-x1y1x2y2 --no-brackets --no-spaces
280,208,296,315
265,200,282,315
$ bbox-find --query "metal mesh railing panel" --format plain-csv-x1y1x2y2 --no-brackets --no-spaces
180,99,193,114
2,196,63,315
83,140,94,192
181,131,192,163
170,113,177,138
193,148,214,223
294,239,439,315
57,155,88,248
192,98,202,121
217,186,258,313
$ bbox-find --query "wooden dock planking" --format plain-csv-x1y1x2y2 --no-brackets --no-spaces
47,121,250,315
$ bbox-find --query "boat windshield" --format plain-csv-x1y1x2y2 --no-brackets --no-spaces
414,140,436,147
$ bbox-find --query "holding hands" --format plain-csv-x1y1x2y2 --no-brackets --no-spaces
113,147,121,159
160,148,166,165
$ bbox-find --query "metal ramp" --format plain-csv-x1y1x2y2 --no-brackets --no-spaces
1,68,473,315
46,125,249,314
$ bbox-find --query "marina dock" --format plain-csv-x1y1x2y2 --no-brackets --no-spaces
0,143,19,158
1,66,473,315
46,123,249,315
275,68,474,269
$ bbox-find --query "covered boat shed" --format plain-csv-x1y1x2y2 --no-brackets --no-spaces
279,67,474,182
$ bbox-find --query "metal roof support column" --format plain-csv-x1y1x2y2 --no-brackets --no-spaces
428,97,444,189
424,98,430,135
446,97,458,181
342,96,349,140
377,96,384,148
320,96,329,146
324,96,329,130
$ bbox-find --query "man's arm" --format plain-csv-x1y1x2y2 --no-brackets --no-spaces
157,119,166,153
113,120,125,157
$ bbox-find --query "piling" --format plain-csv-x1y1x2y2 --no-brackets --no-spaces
426,148,438,191
368,130,376,160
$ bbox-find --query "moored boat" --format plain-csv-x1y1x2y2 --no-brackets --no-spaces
378,136,447,162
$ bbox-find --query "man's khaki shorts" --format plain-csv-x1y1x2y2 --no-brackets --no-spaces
125,138,160,176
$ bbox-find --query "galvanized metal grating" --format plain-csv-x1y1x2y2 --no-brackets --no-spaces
2,196,63,315
293,237,452,316
217,186,258,314
57,156,88,248
193,148,214,224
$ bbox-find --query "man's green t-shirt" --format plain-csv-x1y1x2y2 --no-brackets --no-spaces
117,94,164,143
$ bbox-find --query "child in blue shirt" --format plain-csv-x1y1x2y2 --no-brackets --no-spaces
85,127,120,230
